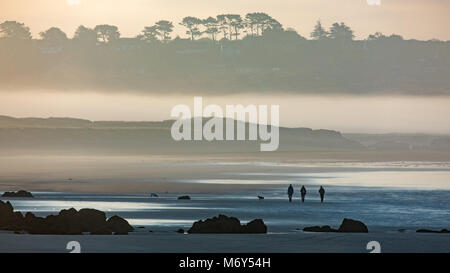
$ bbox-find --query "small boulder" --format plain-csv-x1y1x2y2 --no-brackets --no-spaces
338,218,368,233
188,215,241,234
244,219,267,233
188,215,267,234
177,228,185,233
178,195,191,200
107,215,134,235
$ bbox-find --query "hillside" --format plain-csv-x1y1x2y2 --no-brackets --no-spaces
0,115,363,155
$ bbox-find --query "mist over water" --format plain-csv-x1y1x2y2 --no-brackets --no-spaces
1,90,450,134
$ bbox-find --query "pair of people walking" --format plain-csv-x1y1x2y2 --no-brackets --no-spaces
287,184,325,203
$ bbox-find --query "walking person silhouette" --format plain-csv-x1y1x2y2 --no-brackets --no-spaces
319,186,325,203
300,186,306,203
287,184,294,202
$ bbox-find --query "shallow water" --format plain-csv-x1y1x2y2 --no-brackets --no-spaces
3,187,449,233
2,162,449,233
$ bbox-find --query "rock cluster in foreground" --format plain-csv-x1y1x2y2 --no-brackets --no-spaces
188,214,267,234
0,200,133,235
303,218,369,233
1,190,33,198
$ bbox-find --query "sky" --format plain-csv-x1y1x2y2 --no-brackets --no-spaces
1,0,449,41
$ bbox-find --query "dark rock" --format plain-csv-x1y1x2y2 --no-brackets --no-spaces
302,218,368,233
0,202,132,235
150,193,159,197
177,228,185,233
188,215,241,233
416,228,450,233
78,208,107,232
23,212,37,225
59,208,78,218
90,229,112,235
56,208,83,234
0,200,23,230
41,209,127,235
257,196,264,200
338,218,369,233
107,215,134,235
11,211,24,230
178,195,191,200
89,229,113,235
303,225,337,233
24,213,50,235
417,229,439,233
1,190,33,198
22,211,81,235
0,200,14,218
188,215,267,234
245,219,267,233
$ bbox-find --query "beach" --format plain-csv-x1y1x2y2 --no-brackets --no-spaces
1,232,449,253
0,155,449,253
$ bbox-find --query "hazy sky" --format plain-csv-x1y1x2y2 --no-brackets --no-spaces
1,0,449,40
